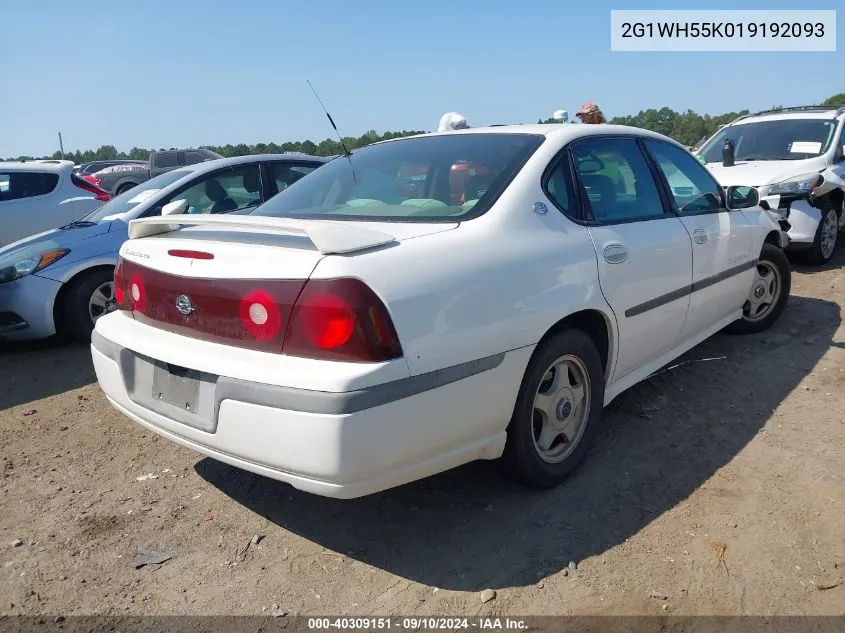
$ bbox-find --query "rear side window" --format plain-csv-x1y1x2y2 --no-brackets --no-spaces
185,151,208,166
268,162,320,192
154,153,178,169
571,138,665,223
544,155,577,218
0,171,60,201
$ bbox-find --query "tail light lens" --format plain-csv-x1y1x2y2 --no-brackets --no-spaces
71,173,110,202
114,259,127,309
112,258,403,362
285,279,403,362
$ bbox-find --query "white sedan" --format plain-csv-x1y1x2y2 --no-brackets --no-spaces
91,124,791,498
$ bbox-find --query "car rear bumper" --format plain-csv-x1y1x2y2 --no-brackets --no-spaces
0,275,61,341
91,328,531,498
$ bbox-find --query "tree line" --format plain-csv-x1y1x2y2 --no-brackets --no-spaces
5,93,844,164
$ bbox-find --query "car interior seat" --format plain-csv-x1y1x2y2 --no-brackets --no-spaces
205,179,237,214
242,169,261,208
580,174,617,219
463,173,495,204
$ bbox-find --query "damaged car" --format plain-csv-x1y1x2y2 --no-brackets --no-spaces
697,105,845,265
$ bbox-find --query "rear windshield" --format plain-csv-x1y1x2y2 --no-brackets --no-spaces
82,169,191,222
252,133,545,222
699,118,838,162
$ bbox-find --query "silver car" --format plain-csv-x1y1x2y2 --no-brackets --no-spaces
0,153,328,342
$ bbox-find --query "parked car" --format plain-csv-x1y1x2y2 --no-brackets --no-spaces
697,105,845,264
0,153,327,343
82,163,149,187
97,149,223,196
0,160,110,248
91,124,790,499
74,160,149,176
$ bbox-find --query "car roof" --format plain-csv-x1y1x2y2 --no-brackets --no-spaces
728,106,845,126
178,152,331,175
376,123,687,147
0,160,74,173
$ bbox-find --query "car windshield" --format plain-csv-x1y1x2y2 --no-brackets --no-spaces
699,118,838,163
82,169,191,222
252,133,545,222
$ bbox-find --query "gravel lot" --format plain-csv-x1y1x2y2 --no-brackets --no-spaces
1,252,844,617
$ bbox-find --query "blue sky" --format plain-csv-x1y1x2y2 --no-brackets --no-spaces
1,0,842,157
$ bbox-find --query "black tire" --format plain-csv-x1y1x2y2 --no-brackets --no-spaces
725,243,791,335
61,268,116,343
116,183,137,196
803,206,838,265
503,329,605,489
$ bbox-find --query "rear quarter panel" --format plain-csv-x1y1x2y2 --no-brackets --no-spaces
311,190,611,379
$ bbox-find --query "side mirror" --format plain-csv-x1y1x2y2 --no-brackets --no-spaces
161,199,188,216
726,185,759,210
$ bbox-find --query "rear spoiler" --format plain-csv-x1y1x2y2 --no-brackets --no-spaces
127,214,396,255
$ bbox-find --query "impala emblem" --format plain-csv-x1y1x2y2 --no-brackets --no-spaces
175,294,194,315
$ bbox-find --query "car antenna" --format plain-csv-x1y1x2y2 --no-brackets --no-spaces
307,79,356,183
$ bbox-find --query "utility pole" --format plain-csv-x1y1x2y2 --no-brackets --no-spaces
58,132,65,159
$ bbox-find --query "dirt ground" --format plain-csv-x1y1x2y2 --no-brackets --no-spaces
1,252,844,618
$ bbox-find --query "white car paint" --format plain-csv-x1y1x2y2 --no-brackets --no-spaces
91,124,787,498
0,161,104,247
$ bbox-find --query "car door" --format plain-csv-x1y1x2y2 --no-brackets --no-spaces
0,170,65,246
570,136,693,381
643,139,755,341
141,163,263,217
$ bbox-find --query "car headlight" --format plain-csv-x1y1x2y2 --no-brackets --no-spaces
766,172,823,196
0,249,70,284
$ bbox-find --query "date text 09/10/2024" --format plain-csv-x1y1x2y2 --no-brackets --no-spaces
306,618,528,630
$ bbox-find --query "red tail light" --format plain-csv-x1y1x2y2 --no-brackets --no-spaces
285,279,403,362
72,173,110,202
239,289,283,341
113,258,403,362
114,259,126,308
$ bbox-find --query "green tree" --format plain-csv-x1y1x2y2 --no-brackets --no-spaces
822,93,845,106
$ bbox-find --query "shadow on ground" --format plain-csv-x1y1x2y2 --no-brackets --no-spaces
196,293,841,593
788,241,845,275
0,337,95,410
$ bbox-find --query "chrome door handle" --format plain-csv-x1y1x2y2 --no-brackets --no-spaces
603,243,628,264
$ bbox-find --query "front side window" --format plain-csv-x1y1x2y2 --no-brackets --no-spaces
645,140,724,214
82,169,191,222
253,133,545,222
836,121,845,162
0,171,59,201
169,165,262,215
571,138,665,223
699,118,838,163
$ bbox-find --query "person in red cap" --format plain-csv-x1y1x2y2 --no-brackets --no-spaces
575,102,606,124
